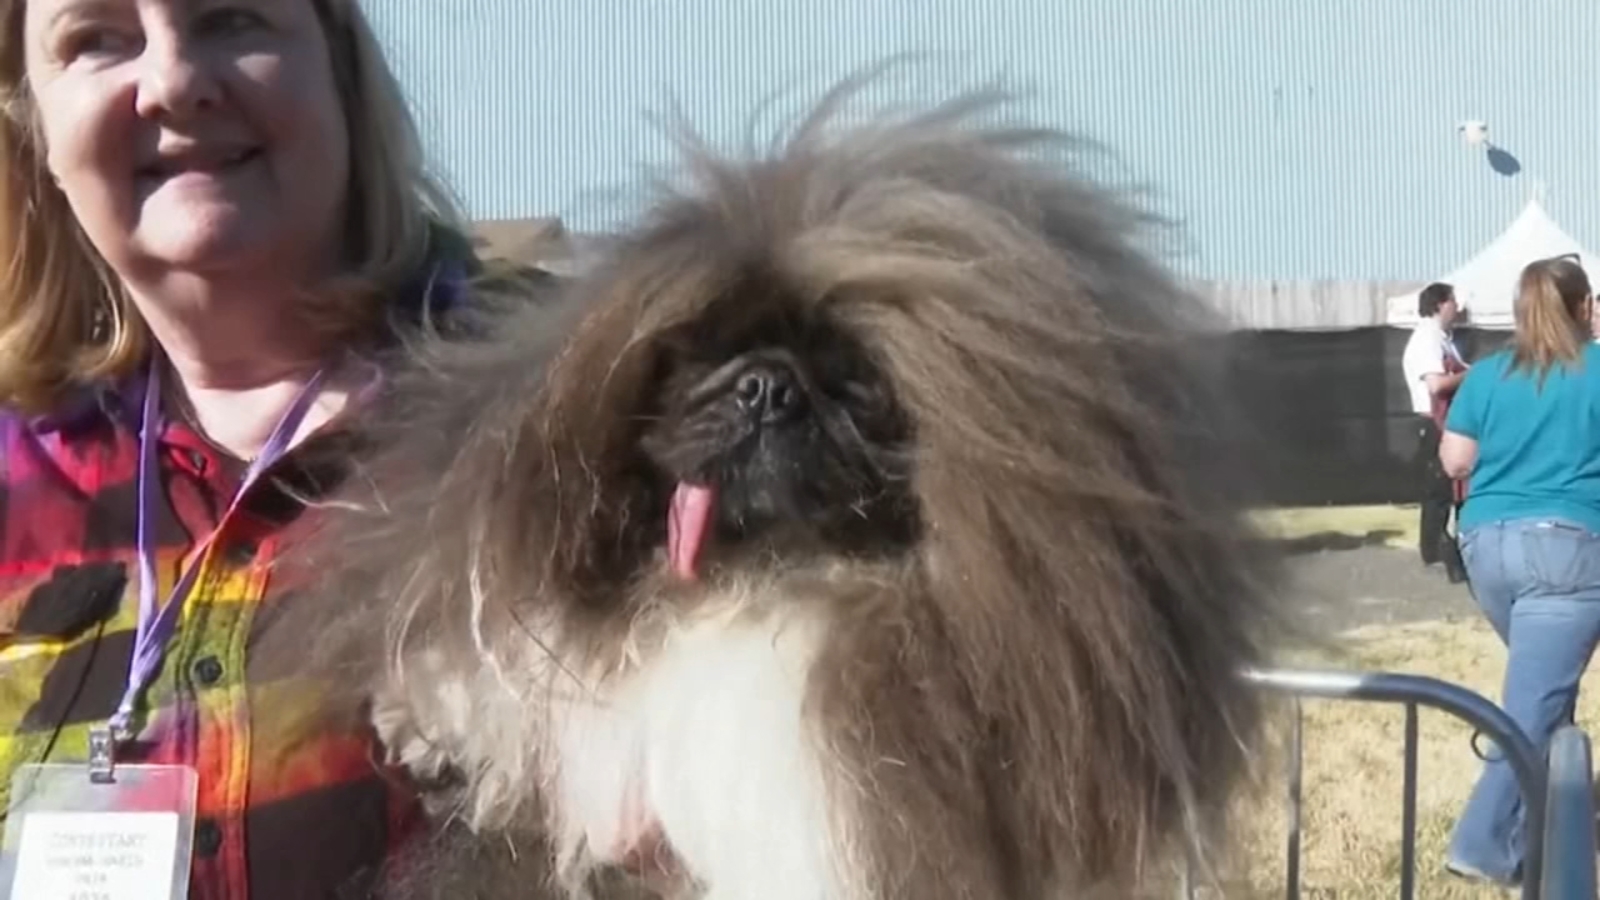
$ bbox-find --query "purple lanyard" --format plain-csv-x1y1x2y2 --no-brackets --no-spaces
106,356,326,741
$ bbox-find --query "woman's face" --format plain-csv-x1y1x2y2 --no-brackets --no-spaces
22,0,350,283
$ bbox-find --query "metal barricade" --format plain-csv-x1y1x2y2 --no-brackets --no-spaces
1196,667,1567,900
1539,725,1596,900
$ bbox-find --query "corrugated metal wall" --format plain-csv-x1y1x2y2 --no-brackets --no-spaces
358,0,1598,287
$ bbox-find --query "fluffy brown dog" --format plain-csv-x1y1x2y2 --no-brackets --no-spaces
278,77,1284,899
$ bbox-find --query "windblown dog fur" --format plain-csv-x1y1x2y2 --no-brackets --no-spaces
278,78,1285,899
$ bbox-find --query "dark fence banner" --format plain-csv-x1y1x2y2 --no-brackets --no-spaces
1220,326,1512,507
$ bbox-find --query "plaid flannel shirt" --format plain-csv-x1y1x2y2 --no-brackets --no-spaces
0,253,503,898
0,382,419,898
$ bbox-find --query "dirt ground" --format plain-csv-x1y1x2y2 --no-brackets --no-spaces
1258,502,1480,632
1284,543,1480,633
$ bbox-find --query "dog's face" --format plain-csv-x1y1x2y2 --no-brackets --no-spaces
635,285,918,578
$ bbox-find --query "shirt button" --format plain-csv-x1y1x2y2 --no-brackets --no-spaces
195,819,223,857
193,655,224,687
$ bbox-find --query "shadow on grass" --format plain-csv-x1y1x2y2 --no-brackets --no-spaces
1271,529,1405,556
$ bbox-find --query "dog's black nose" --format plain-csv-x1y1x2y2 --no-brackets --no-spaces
734,364,803,423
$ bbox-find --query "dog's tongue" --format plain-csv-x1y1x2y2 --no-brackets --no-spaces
667,482,716,580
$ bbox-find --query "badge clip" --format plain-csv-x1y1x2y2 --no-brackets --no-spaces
87,725,116,785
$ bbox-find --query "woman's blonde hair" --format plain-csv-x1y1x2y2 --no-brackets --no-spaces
0,0,467,414
1509,253,1594,382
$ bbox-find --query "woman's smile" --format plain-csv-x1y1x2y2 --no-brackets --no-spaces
134,141,266,197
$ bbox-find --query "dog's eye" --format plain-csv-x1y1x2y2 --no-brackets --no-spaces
836,381,890,413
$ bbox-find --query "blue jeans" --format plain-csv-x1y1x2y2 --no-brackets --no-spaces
1447,517,1600,883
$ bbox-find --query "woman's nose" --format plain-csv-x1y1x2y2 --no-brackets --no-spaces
132,32,221,121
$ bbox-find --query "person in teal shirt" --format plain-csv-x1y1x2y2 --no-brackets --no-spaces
1439,253,1600,887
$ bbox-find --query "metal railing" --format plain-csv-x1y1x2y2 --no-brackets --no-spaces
1539,725,1596,900
1185,667,1597,900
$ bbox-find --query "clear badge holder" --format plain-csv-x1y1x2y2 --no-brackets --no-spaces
0,729,197,900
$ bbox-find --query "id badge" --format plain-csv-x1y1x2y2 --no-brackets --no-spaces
0,762,198,900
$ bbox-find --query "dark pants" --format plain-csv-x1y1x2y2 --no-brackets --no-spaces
1415,416,1466,579
1416,417,1452,562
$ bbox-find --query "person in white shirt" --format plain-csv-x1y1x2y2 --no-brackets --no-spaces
1401,282,1468,577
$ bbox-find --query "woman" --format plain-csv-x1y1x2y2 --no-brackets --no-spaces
1440,253,1600,887
0,0,499,896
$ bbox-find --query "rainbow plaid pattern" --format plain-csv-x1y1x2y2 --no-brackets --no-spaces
0,377,421,899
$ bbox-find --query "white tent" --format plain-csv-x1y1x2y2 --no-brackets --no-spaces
1385,193,1596,330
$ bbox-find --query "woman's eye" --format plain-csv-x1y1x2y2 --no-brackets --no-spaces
59,27,139,60
195,7,267,36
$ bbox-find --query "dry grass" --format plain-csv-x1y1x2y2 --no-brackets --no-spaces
1150,504,1595,897
1181,615,1600,899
